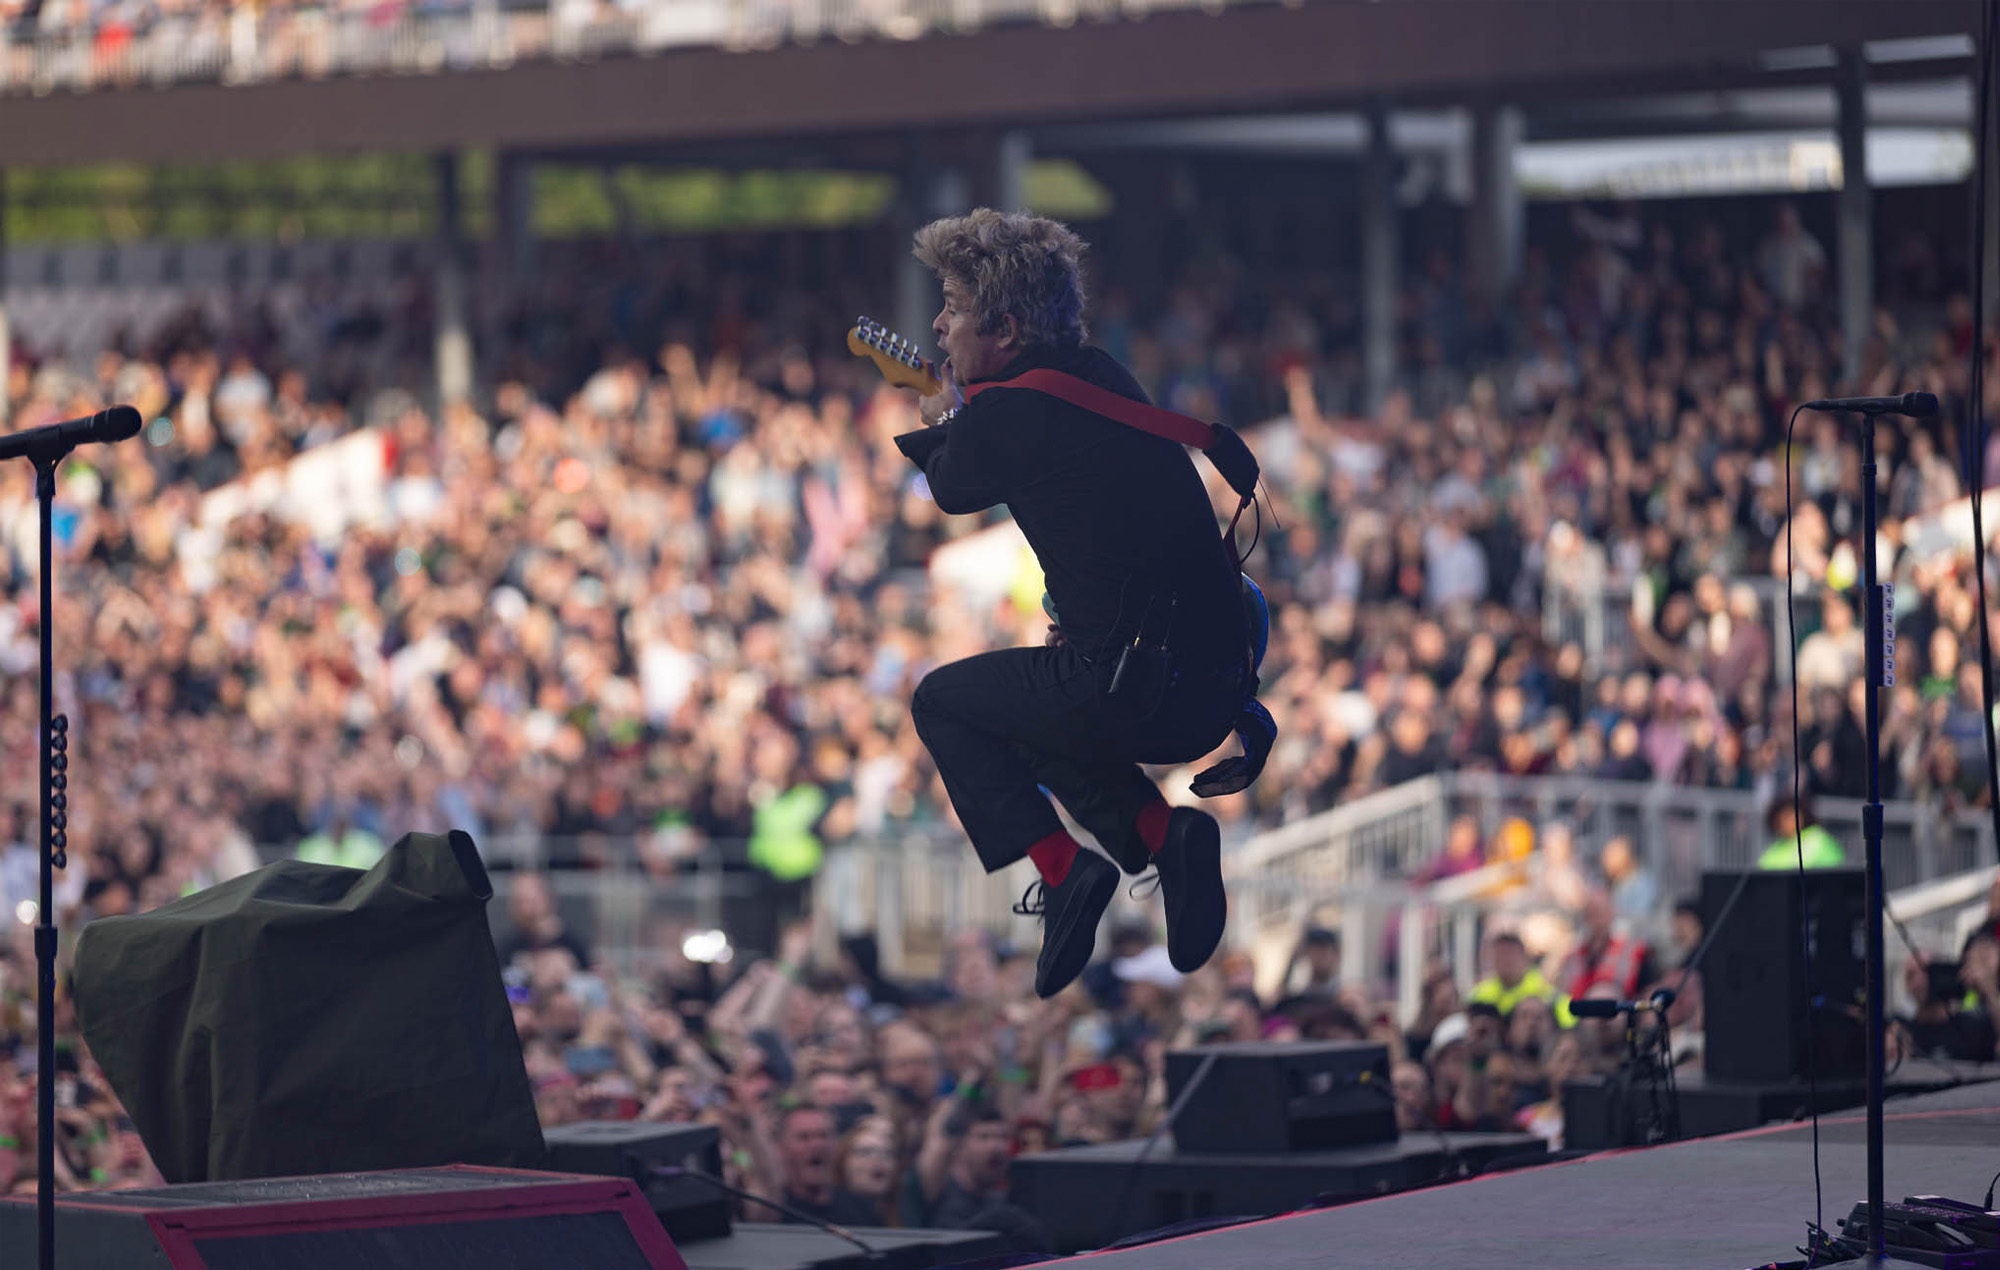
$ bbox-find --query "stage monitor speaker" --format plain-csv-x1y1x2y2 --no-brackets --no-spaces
1164,1041,1396,1154
543,1121,733,1244
74,830,545,1183
1701,868,1867,1083
0,1166,685,1270
1009,1131,1544,1252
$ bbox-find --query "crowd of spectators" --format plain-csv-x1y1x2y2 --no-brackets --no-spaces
0,0,904,98
11,863,2000,1223
36,211,2000,907
484,887,1716,1246
0,200,1992,932
0,192,1991,1213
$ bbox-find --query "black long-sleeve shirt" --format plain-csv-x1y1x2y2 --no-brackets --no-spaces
894,343,1244,668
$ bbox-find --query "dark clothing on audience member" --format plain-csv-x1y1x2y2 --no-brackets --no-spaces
783,1188,881,1229
900,1169,1009,1230
1905,1009,1998,1063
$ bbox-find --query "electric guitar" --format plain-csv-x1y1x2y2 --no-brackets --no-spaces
846,316,944,397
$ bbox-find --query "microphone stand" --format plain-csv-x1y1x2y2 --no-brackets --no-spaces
29,450,76,1270
1794,396,1937,1269
1594,994,1679,1148
1858,409,1889,1262
0,405,140,1270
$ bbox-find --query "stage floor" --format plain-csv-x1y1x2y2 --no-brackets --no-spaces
1050,1079,2000,1269
679,1222,1004,1269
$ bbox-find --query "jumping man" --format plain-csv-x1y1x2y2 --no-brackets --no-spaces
894,209,1255,998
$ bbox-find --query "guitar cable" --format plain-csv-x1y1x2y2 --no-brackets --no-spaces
1784,401,1827,1268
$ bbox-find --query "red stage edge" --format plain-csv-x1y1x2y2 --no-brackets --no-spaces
57,1165,686,1270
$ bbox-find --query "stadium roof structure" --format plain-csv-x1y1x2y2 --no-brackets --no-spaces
0,0,1975,167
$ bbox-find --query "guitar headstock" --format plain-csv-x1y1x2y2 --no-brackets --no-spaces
847,317,944,397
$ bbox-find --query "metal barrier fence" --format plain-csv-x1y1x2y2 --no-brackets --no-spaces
308,771,1995,1014
1442,771,1996,907
485,853,755,977
808,830,1047,977
0,0,1281,97
262,832,763,977
798,772,1996,1013
1888,864,2000,966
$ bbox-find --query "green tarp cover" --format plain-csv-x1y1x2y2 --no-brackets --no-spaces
73,830,546,1183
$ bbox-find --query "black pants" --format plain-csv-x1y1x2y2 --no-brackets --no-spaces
911,642,1242,874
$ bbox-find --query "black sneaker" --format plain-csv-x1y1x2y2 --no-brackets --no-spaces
1156,807,1226,973
1102,814,1155,875
1014,849,1118,998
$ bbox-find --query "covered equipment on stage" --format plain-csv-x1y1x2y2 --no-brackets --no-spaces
73,829,545,1183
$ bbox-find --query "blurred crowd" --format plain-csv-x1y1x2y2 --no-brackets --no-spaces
0,192,1990,1207
8,865,2000,1216
0,198,1989,936
0,0,883,98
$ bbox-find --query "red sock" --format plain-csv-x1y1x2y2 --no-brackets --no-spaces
1136,800,1171,855
1026,829,1080,886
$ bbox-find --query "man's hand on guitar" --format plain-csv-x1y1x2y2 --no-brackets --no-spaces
919,358,965,427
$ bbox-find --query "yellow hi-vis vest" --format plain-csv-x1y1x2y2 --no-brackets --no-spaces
1469,967,1556,1014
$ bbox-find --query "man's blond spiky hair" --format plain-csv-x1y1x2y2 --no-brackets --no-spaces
913,208,1088,350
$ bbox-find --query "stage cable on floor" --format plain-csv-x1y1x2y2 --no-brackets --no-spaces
1785,401,1826,1267
1111,1049,1221,1241
648,1165,881,1263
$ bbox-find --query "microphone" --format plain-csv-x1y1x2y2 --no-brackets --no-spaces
1568,998,1631,1019
1570,989,1676,1019
1800,392,1939,417
0,406,143,464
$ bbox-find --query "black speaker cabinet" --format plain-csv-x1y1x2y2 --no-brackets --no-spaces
543,1121,732,1244
0,1166,685,1270
74,831,544,1183
1701,868,1867,1083
1010,1132,1545,1251
1164,1041,1397,1154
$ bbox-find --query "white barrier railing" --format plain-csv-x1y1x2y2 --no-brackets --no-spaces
808,827,1041,978
818,775,1998,1011
298,775,1996,1005
1887,863,2000,963
1442,771,1996,912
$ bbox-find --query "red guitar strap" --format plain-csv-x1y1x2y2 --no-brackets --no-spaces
964,369,1217,448
963,368,1256,571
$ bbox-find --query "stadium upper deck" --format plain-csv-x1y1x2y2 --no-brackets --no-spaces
0,0,1974,166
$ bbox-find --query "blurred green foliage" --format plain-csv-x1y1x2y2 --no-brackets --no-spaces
0,152,1109,242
